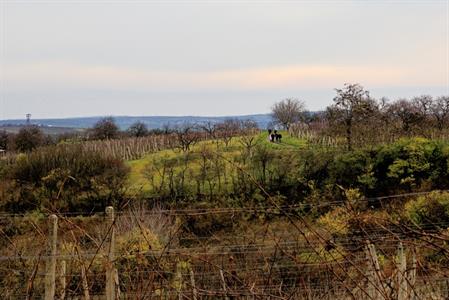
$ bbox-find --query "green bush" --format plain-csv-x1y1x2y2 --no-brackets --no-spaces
404,191,449,229
329,150,375,191
297,138,449,201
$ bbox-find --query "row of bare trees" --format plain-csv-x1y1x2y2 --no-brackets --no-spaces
172,119,259,152
328,85,449,149
274,84,449,150
0,117,258,161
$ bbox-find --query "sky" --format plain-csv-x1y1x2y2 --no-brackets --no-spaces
0,0,448,120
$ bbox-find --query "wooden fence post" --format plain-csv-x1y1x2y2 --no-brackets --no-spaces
74,244,91,300
81,261,91,300
408,249,417,300
397,242,407,300
59,260,66,300
105,206,116,300
190,270,198,300
365,242,382,300
45,214,58,300
175,263,183,300
114,268,121,299
220,269,229,300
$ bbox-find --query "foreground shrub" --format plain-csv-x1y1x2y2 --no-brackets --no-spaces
404,191,449,230
0,144,129,212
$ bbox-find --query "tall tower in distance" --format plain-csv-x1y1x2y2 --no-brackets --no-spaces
26,113,31,125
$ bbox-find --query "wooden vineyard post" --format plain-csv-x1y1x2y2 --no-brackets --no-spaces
105,206,116,300
74,244,91,300
397,242,407,300
408,249,417,300
114,268,121,298
220,269,229,300
59,260,66,300
190,270,198,300
365,242,382,300
176,265,183,300
45,214,58,300
81,261,91,300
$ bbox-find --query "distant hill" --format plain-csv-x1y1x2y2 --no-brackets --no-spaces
0,114,273,130
0,125,85,136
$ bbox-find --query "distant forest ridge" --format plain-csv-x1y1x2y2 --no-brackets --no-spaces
0,114,273,130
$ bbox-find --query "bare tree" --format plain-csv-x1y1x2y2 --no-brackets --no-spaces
328,83,374,150
174,123,201,152
200,121,217,140
412,95,433,117
239,120,260,156
90,117,120,140
0,130,10,151
14,126,45,152
387,99,424,135
127,121,149,137
162,123,172,134
271,98,306,130
430,96,449,131
215,119,241,147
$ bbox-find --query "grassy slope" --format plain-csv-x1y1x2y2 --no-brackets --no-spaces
126,131,306,195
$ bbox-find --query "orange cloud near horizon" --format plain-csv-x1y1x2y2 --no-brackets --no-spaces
3,61,447,91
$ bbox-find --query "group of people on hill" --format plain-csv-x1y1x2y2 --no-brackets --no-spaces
268,129,282,143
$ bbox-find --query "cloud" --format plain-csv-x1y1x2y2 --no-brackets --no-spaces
2,60,446,91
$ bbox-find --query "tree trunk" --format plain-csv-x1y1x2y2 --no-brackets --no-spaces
346,118,352,151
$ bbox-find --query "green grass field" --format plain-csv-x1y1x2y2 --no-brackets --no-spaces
126,131,306,196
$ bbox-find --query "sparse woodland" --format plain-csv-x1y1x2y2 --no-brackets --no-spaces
2,84,449,299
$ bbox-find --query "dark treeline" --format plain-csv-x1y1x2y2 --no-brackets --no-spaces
1,83,448,153
0,117,258,154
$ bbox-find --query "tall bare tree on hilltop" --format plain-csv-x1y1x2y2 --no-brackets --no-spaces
271,98,306,130
328,83,375,150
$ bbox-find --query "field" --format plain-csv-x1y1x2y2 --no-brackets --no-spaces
126,131,304,195
2,128,449,299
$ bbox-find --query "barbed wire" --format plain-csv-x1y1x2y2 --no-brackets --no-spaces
2,191,449,297
0,189,446,218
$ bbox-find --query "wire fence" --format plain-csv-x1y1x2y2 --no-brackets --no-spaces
1,191,449,299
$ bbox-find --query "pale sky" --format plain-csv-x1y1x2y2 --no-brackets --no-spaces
0,0,448,120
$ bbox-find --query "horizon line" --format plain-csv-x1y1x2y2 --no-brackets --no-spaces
0,113,280,122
